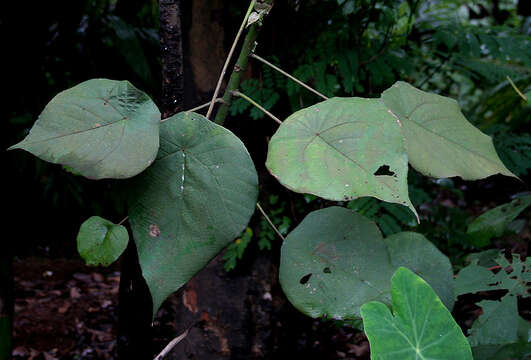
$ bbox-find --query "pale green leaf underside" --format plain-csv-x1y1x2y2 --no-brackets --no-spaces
128,112,259,316
467,194,531,243
381,81,515,180
9,79,160,179
266,97,417,220
361,267,472,360
279,207,454,320
76,216,129,267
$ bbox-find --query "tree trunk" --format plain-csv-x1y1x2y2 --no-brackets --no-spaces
117,240,154,359
160,0,185,118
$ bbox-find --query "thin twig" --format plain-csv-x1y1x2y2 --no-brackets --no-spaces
231,90,282,125
160,98,224,123
206,0,257,119
256,203,285,241
251,53,328,100
506,76,528,101
117,216,128,226
153,328,190,360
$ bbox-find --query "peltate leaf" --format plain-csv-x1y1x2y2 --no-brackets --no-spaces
279,207,453,321
361,267,473,360
9,79,160,179
266,97,418,220
384,232,454,310
381,81,515,180
128,112,258,316
279,206,394,320
467,194,531,245
77,216,129,267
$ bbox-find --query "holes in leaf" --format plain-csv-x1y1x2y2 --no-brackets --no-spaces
323,267,331,274
374,165,395,176
299,273,312,284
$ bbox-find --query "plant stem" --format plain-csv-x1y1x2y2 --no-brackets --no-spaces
506,76,527,101
251,53,329,100
232,90,282,125
256,203,285,241
206,0,257,119
153,327,190,360
160,98,224,123
214,1,274,125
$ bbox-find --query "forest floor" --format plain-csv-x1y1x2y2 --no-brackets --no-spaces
11,256,375,360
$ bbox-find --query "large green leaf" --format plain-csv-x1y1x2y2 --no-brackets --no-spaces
467,194,531,246
361,267,473,360
279,206,394,320
381,81,515,180
128,112,258,316
266,97,418,220
279,207,451,320
384,232,454,310
76,216,129,267
9,79,160,179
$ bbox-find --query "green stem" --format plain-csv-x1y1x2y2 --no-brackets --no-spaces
214,1,274,125
506,76,527,101
232,91,282,125
250,53,328,100
256,203,285,241
206,0,257,119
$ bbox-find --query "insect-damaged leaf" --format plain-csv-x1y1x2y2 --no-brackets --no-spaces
361,267,473,360
9,79,160,179
76,216,129,267
279,207,452,320
266,97,418,221
128,112,259,316
381,81,515,180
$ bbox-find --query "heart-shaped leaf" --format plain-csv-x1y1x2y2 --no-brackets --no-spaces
77,216,129,267
279,207,451,321
9,79,160,179
279,206,394,320
381,81,515,180
266,97,417,220
128,112,259,316
384,232,454,310
361,267,473,360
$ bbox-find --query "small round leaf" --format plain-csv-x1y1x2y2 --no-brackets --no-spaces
77,216,129,267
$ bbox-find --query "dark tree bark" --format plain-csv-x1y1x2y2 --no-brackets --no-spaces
160,0,185,118
117,1,186,359
166,253,278,360
117,240,154,360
